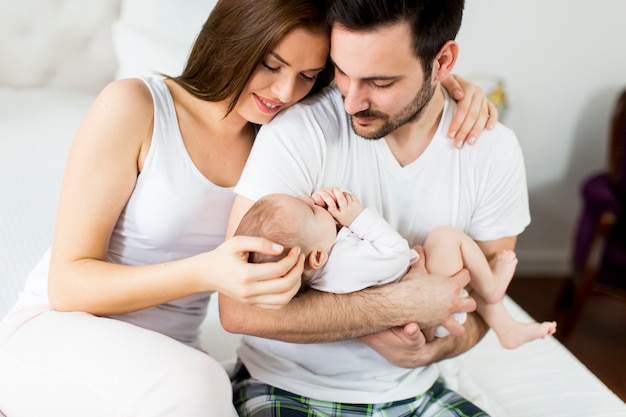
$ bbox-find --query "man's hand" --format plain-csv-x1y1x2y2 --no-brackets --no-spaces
358,323,441,368
396,246,476,332
359,314,488,368
358,323,426,368
356,245,482,368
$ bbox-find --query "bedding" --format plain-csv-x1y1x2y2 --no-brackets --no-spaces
1,0,625,416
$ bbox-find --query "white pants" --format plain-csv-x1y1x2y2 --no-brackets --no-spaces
0,306,237,417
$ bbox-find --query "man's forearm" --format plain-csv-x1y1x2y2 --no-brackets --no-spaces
219,282,431,343
220,260,475,344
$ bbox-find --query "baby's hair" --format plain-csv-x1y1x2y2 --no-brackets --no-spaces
235,195,313,264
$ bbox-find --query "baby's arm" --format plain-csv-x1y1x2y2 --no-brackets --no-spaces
308,188,413,293
309,209,414,293
310,187,362,226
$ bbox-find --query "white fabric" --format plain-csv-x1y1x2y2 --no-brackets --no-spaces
309,208,413,293
458,296,626,417
0,306,237,417
0,0,119,92
234,86,531,403
112,0,217,79
0,86,94,317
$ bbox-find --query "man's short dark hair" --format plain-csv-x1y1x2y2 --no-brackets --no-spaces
328,0,464,75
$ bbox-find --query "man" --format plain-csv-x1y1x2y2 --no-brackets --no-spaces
221,0,529,415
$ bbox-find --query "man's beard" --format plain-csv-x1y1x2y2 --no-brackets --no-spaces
350,80,437,140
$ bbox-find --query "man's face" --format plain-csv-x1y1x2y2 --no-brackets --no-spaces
331,22,436,139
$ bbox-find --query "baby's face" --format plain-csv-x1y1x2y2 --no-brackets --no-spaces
297,197,338,251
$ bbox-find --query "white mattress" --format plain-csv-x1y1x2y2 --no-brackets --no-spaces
1,86,624,416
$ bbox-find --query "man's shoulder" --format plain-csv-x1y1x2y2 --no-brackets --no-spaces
263,86,347,136
280,86,344,119
300,85,343,106
476,122,519,152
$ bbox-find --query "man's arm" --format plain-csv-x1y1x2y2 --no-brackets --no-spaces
476,236,518,262
222,196,475,342
219,265,474,342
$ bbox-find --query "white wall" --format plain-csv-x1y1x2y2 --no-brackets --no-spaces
455,0,626,275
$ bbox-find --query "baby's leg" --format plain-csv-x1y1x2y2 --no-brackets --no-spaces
423,226,516,303
476,294,557,349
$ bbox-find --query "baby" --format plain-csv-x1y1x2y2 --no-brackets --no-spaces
236,187,557,349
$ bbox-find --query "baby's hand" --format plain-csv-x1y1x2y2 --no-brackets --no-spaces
311,187,362,226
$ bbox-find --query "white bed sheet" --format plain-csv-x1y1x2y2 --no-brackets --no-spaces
1,86,625,417
457,297,626,416
0,86,94,317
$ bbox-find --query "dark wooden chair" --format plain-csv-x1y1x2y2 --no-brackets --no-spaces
557,88,626,337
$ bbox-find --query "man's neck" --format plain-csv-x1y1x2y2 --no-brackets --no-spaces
384,86,445,167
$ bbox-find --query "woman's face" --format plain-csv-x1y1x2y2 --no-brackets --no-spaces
235,27,329,125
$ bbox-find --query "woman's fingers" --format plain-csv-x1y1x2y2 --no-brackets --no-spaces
245,245,304,306
444,74,499,149
217,237,304,308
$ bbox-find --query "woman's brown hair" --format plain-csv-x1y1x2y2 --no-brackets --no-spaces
170,0,333,116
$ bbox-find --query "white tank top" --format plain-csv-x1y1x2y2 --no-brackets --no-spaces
18,76,236,349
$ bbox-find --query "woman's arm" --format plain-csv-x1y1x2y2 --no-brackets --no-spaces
48,80,302,315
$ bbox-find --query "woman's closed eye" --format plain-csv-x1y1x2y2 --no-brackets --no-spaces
263,61,318,83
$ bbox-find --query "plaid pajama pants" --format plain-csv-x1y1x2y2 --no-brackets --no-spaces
231,364,489,417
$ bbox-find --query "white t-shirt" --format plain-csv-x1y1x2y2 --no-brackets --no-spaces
234,86,530,403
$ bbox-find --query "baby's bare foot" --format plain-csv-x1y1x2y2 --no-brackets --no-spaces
499,321,557,350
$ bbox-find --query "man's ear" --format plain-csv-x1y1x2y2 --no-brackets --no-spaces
308,250,329,270
433,40,459,82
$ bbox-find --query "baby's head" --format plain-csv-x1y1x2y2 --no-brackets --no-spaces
235,193,337,270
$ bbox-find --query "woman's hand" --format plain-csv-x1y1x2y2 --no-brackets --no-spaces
442,74,499,149
207,236,304,309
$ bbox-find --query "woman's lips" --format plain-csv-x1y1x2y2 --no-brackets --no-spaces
254,94,282,115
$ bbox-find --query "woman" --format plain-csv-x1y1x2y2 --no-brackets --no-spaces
0,0,495,415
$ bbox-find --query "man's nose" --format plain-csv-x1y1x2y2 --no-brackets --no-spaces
342,82,369,115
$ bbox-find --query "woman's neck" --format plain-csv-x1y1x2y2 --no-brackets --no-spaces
165,79,255,187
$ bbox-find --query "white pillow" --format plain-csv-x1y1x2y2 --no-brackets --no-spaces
112,22,190,79
0,0,119,91
112,0,218,79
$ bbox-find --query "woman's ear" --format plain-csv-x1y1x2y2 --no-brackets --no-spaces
433,40,459,82
308,250,329,270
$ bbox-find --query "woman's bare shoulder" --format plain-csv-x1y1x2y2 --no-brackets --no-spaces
96,78,153,117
